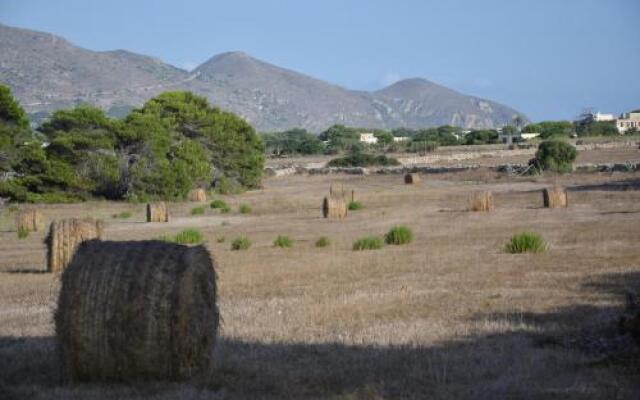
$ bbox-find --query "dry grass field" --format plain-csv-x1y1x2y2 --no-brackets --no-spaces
1,166,640,399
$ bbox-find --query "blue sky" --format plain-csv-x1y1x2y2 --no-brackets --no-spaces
2,0,639,121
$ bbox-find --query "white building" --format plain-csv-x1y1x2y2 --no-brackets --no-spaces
617,111,640,133
359,132,378,144
592,112,616,122
393,136,409,142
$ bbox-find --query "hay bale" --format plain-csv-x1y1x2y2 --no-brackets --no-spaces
329,184,345,197
323,196,348,219
146,202,169,222
543,186,568,208
404,173,421,184
46,218,103,273
469,191,494,212
189,188,207,202
15,209,44,232
55,240,219,382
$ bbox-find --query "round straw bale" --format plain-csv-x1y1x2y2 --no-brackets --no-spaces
147,202,169,222
46,218,104,273
469,191,494,212
55,240,219,382
15,209,44,232
329,184,345,197
189,188,207,202
323,196,348,219
542,186,568,208
404,173,421,184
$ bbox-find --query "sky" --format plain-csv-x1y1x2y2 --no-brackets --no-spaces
1,0,639,122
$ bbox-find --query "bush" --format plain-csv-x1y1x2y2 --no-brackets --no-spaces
231,236,251,251
191,206,205,215
220,205,231,213
384,225,414,245
352,236,383,251
315,236,330,248
111,211,132,219
273,235,293,248
17,226,29,239
348,200,363,210
505,232,547,253
210,199,228,209
327,153,400,167
532,140,577,173
239,204,252,214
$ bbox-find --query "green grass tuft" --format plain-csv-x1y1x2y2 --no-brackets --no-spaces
231,236,251,251
210,199,228,209
315,236,330,248
384,225,414,245
111,211,132,219
17,226,29,239
353,236,383,251
191,206,205,215
156,229,204,245
239,203,252,214
348,200,363,210
220,205,231,213
505,231,547,254
274,235,293,248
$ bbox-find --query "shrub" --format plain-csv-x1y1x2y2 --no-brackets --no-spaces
210,199,228,209
220,205,231,213
273,235,293,248
239,204,252,214
111,211,132,219
231,236,251,251
17,226,29,239
352,236,383,251
315,236,330,248
505,232,547,254
173,229,204,245
327,153,400,167
191,206,205,215
532,140,577,173
384,225,414,245
348,200,363,210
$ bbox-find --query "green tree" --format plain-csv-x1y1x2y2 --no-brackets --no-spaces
0,84,31,172
532,139,577,173
463,129,499,145
523,121,574,138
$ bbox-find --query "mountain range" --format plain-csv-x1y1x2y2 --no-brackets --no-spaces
0,23,526,132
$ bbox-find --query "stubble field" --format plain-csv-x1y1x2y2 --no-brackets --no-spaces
1,165,640,399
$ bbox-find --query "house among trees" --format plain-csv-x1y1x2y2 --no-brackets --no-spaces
616,111,640,133
359,132,378,144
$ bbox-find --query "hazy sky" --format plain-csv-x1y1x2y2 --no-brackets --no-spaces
2,0,639,121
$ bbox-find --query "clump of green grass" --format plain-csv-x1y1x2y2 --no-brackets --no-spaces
352,236,383,251
191,206,205,215
239,204,252,214
505,231,547,254
315,236,330,248
216,235,225,243
231,236,251,251
156,229,204,245
17,226,29,239
274,235,293,248
111,211,132,219
220,205,231,213
348,200,363,211
210,199,228,209
384,225,414,245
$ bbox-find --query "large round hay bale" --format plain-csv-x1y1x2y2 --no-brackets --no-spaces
542,186,568,208
46,218,104,273
469,191,494,212
323,196,348,219
189,188,207,202
329,184,345,197
15,209,44,232
55,240,219,382
404,173,421,184
146,202,169,222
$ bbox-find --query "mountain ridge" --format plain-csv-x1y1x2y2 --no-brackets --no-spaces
0,23,526,132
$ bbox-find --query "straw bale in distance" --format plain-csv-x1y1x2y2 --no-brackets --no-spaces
46,218,103,273
329,184,345,197
189,188,207,202
15,209,44,232
147,202,169,222
469,191,494,212
543,186,568,208
55,240,219,382
323,196,348,219
404,173,421,184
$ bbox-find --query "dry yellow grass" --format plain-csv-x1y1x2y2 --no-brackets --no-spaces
1,168,639,398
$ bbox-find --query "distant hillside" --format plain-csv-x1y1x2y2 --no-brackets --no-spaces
0,23,527,131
